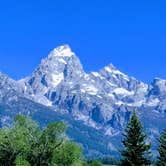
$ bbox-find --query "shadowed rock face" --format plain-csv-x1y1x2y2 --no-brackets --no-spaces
0,45,165,157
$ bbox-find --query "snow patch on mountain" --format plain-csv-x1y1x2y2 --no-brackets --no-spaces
51,73,64,87
113,88,134,96
91,72,100,77
57,58,67,64
81,83,98,95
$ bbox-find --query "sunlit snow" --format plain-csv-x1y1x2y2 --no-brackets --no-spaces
51,73,64,87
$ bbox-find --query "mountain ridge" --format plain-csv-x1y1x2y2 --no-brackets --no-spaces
0,44,165,157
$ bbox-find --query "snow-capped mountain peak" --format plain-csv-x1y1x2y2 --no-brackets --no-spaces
102,63,129,80
105,63,117,70
48,44,74,58
19,45,85,106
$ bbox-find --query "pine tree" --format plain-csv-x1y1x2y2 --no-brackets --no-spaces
157,128,166,166
120,111,151,166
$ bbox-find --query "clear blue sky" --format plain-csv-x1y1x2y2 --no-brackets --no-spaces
0,0,165,83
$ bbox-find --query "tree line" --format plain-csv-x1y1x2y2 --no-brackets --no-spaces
0,111,165,166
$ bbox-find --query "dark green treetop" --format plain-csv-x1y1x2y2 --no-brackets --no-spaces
120,111,151,166
157,128,166,166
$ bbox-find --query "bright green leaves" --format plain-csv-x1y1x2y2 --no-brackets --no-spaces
52,141,82,166
0,115,84,166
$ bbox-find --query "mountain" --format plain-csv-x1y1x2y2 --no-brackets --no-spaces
0,45,166,157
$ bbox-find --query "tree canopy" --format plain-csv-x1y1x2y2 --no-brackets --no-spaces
0,115,84,166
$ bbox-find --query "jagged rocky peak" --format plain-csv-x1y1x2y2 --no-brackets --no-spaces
19,45,86,106
152,77,166,86
0,72,17,88
0,72,21,101
105,63,117,70
37,44,84,78
90,64,117,79
98,63,131,90
0,71,11,80
100,63,129,79
148,77,166,97
23,44,84,84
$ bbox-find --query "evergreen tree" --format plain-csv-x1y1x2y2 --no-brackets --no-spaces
120,111,151,166
157,128,166,166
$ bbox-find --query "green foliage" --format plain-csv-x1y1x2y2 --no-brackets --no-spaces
15,156,30,166
120,111,152,166
157,128,166,166
89,160,102,166
52,141,82,166
29,122,66,166
0,115,84,166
